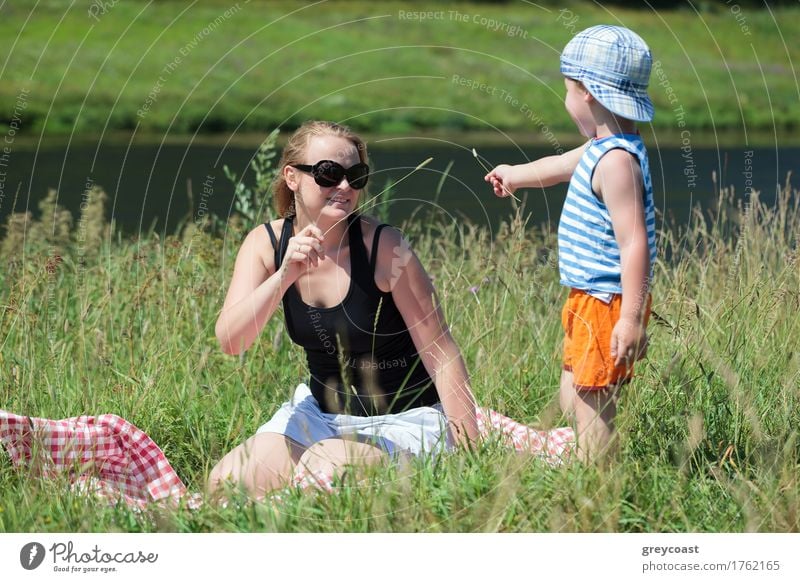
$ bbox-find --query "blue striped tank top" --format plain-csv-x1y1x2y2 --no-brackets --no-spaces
557,133,656,299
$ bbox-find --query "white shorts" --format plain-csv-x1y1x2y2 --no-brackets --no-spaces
256,384,451,458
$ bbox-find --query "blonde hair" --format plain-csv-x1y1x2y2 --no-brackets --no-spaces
272,121,369,217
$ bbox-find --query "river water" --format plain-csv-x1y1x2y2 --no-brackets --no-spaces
0,133,796,237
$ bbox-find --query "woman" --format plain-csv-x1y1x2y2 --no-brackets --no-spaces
209,121,479,499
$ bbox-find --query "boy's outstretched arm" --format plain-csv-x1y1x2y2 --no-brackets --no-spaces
484,141,589,197
595,149,651,366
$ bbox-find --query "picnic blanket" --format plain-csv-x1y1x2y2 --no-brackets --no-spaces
0,408,574,509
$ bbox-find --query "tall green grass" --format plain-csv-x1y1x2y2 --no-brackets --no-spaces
0,176,798,532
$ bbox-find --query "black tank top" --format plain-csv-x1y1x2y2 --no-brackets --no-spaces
264,214,440,416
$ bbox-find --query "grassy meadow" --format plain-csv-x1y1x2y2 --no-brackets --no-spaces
1,0,798,535
0,173,798,532
0,1,798,137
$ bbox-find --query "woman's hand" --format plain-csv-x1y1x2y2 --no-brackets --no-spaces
280,224,326,281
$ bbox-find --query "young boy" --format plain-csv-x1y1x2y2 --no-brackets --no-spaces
485,25,656,462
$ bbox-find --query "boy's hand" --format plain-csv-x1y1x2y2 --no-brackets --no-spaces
610,316,648,367
484,165,518,198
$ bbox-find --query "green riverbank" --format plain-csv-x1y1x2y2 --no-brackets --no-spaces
1,1,798,138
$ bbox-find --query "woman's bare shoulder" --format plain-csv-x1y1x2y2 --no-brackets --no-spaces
357,214,408,292
265,217,288,238
357,214,400,253
240,218,287,273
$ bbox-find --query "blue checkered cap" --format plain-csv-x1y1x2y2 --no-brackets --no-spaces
560,25,654,122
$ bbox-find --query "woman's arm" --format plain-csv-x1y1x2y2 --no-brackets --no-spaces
215,222,324,355
374,226,480,446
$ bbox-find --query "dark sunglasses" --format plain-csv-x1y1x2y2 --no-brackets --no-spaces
291,160,369,190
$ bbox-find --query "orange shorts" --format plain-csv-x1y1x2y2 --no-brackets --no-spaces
561,289,651,391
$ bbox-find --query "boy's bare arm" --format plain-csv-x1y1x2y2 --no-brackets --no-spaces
485,141,589,196
594,149,650,365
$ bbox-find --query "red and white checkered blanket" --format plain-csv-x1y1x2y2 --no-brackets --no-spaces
0,411,201,509
0,408,573,508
